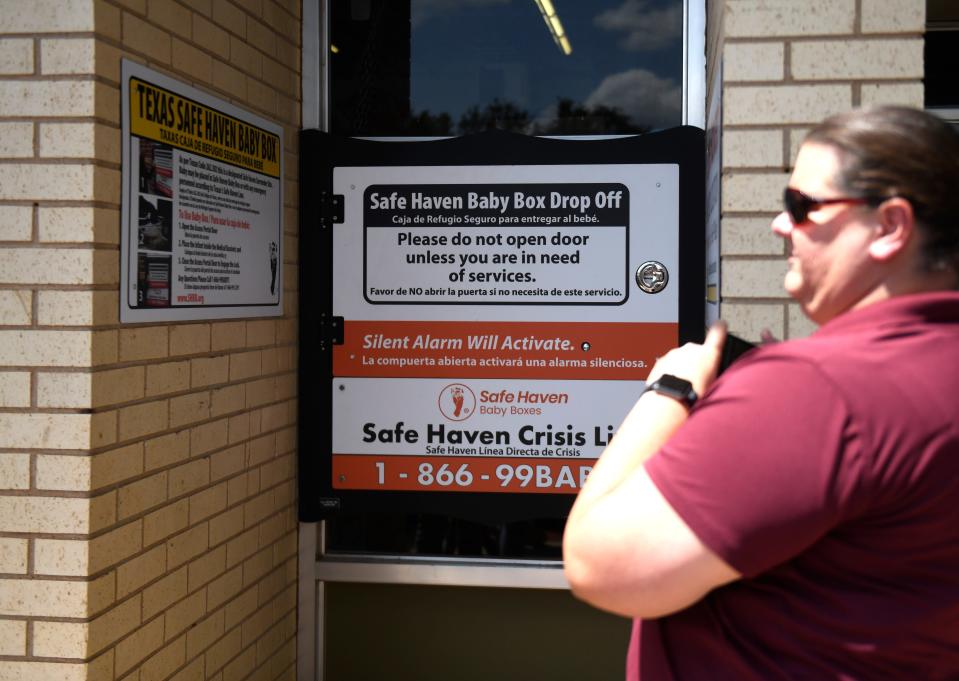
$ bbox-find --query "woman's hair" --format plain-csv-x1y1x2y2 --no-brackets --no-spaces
805,106,959,276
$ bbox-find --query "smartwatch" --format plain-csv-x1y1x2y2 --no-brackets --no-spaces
642,374,698,409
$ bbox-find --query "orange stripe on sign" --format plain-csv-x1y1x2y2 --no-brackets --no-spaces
332,454,593,494
333,320,676,380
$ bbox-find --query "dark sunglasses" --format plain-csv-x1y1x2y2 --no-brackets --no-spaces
783,188,875,225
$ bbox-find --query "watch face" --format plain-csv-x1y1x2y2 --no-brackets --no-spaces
657,374,693,395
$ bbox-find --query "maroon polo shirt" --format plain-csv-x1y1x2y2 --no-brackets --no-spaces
633,292,959,680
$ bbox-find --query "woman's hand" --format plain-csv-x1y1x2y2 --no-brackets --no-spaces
645,322,727,399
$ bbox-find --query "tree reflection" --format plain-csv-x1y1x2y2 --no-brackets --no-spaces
397,97,649,137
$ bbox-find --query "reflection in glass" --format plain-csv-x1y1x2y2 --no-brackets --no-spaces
331,0,684,137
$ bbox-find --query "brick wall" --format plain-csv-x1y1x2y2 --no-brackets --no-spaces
0,1,300,680
712,0,925,339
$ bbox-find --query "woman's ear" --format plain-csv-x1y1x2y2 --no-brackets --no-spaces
868,197,915,262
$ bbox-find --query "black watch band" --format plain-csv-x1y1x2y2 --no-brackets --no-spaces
642,374,698,409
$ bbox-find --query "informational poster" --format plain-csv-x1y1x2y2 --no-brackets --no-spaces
119,60,283,322
332,164,680,495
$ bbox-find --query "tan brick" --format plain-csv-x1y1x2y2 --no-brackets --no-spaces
82,595,140,657
193,13,230,58
0,579,87,617
0,248,94,285
32,620,88,658
38,290,92,326
223,645,256,681
242,546,273,587
118,399,169,441
792,39,922,80
115,616,165,676
35,453,89,491
0,453,30,489
143,566,187,619
144,429,190,470
119,471,168,519
226,527,258,568
228,413,250,444
721,302,785,342
212,321,246,350
724,84,851,125
171,37,213,82
247,76,277,116
229,350,261,381
213,0,247,35
721,258,789,298
721,216,784,256
0,413,90,450
860,82,924,109
186,544,226,594
141,636,186,681
122,13,171,63
722,130,783,168
169,657,205,681
169,458,211,498
0,371,29,408
0,163,99,201
262,55,295,96
91,366,146,407
169,324,211,356
38,206,119,243
726,0,854,37
165,590,206,639
862,0,924,33
788,303,819,339
0,620,26,656
0,537,28,573
212,383,245,416
117,544,167,598
228,472,253,506
39,122,95,158
229,35,262,77
0,291,31,326
210,443,245,481
191,355,229,388
189,483,228,525
223,585,258,632
191,418,229,455
724,41,783,82
146,360,191,397
149,0,192,37
206,564,243,610
246,17,276,56
144,499,189,546
722,172,789,213
92,443,144,488
120,327,169,362
170,391,211,428
0,0,95,31
0,661,92,681
40,37,95,74
0,206,32,242
0,329,90,367
187,610,224,659
168,523,209,568
0,122,33,157
88,569,118,614
0,38,33,74
90,521,143,572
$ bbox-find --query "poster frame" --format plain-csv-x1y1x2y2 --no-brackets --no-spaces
119,59,285,323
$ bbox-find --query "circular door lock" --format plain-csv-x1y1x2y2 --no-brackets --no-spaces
636,261,669,293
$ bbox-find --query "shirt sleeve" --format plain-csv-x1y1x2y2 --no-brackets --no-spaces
645,352,863,577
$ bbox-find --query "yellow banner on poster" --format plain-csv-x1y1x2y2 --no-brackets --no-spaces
129,77,280,178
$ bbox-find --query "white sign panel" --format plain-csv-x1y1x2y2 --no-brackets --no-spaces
120,60,283,322
331,164,680,494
